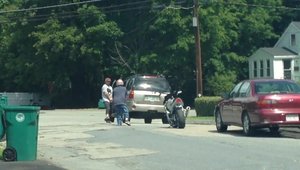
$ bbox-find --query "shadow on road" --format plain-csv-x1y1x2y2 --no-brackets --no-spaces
209,127,300,139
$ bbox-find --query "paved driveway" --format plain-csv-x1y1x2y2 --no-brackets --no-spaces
36,109,217,169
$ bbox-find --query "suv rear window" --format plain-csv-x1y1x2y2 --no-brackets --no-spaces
134,78,170,92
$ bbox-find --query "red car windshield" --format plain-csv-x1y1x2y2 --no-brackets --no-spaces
254,81,300,94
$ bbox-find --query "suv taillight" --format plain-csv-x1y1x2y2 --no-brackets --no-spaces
129,88,134,99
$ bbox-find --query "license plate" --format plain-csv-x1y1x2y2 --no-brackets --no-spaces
144,96,160,102
286,114,299,121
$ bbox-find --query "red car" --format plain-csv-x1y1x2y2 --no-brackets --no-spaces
214,79,300,136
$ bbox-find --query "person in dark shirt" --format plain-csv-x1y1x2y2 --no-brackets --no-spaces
113,79,130,126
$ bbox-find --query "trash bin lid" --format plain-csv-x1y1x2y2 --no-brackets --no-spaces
2,105,40,111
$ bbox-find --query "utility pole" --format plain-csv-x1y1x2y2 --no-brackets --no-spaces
193,0,202,96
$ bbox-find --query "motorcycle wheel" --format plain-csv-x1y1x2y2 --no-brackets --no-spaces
175,109,186,129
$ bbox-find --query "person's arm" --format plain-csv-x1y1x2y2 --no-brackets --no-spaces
102,85,111,101
124,88,128,99
107,87,113,101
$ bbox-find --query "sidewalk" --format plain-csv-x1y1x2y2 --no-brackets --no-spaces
186,109,215,125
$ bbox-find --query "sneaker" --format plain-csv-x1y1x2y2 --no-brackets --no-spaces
125,120,131,126
104,117,111,123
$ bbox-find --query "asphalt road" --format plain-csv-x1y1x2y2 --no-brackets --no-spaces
0,109,300,170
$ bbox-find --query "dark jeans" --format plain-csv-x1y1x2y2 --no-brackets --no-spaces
114,104,129,125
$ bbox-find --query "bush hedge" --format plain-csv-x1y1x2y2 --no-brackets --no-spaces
194,96,222,116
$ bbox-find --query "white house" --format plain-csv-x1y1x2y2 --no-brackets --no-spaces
249,22,300,82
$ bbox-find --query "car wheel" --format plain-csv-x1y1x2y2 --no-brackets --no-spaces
144,118,152,124
269,126,280,133
215,110,228,132
242,113,253,136
162,117,168,124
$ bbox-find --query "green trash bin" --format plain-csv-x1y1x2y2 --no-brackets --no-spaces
2,105,40,161
98,99,105,109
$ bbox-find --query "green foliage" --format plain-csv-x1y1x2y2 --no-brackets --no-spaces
0,0,295,108
207,71,236,96
194,96,222,116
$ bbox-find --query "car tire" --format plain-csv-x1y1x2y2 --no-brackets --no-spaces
162,117,168,124
215,110,228,132
242,113,253,136
144,118,152,124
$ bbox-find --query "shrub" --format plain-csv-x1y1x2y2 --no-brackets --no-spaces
194,96,222,116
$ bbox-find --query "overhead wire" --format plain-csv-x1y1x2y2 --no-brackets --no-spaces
6,0,276,25
123,2,194,35
0,0,156,23
0,0,105,14
0,0,192,24
1,0,298,24
202,0,300,11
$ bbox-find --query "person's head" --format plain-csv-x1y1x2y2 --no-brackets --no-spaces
105,77,111,85
116,79,124,86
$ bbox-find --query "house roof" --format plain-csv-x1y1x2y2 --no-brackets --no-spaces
292,21,300,30
261,47,297,56
274,21,300,48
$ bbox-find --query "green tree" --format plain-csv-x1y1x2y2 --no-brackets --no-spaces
200,0,282,94
31,5,122,107
0,0,296,108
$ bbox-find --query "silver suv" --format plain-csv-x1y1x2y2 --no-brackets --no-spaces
125,75,171,124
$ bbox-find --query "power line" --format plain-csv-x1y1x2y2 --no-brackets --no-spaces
205,1,300,11
2,0,300,17
0,0,105,14
166,5,194,10
0,1,155,23
0,1,190,24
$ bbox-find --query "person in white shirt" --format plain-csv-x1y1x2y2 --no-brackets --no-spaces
102,77,113,122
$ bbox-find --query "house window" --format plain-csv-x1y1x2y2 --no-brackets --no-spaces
266,60,270,77
283,59,291,79
291,34,296,46
253,61,257,77
260,60,264,77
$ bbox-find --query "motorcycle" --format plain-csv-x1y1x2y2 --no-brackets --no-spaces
163,90,190,129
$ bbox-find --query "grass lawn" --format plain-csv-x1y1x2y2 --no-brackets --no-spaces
0,147,3,160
